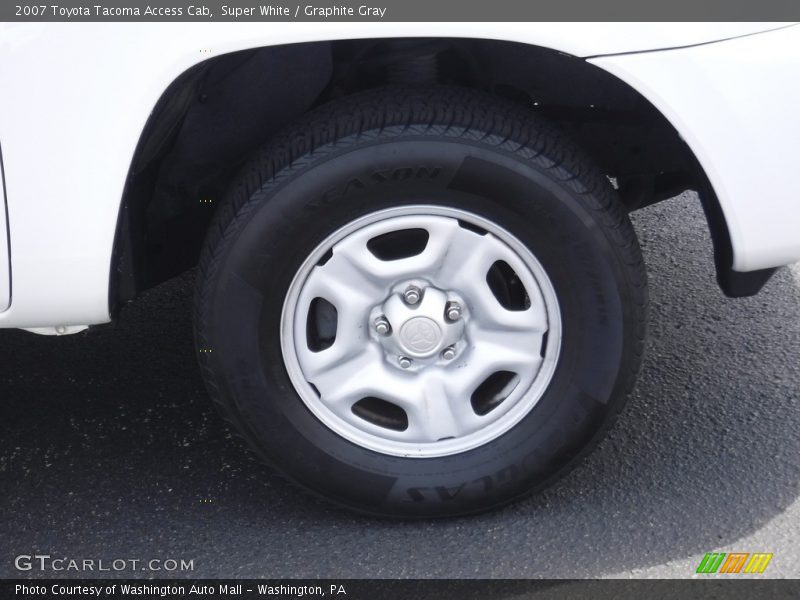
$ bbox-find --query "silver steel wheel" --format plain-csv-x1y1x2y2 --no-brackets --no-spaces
281,205,561,458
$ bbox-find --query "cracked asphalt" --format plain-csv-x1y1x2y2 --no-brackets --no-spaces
1,192,798,579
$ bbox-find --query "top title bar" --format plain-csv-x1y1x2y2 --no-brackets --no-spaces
3,0,800,22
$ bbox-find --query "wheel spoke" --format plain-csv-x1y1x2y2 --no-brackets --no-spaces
493,306,549,332
435,227,501,284
304,257,381,308
404,376,480,442
441,327,543,403
330,223,429,284
307,345,390,406
434,228,551,333
470,326,544,370
294,298,366,365
437,232,527,322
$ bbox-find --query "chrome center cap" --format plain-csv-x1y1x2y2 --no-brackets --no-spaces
399,317,442,356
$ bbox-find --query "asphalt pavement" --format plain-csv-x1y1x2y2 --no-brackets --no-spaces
1,192,798,579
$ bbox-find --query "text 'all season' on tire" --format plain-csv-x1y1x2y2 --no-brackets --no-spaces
194,86,647,517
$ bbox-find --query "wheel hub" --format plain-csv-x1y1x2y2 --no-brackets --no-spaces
370,282,466,369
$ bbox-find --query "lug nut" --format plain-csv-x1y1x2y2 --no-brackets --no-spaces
403,285,422,305
441,346,456,360
398,356,413,369
374,316,391,336
445,301,462,322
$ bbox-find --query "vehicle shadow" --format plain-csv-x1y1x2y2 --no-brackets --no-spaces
0,193,797,578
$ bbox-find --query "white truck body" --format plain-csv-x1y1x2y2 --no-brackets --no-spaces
0,22,798,329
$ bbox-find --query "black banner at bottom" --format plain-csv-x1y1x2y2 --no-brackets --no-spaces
4,579,800,600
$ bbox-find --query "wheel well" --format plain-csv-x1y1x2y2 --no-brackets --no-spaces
111,37,737,310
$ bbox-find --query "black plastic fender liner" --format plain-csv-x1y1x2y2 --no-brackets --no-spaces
718,266,778,299
697,180,778,298
109,43,334,313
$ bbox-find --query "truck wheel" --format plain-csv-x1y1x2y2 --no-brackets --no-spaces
194,86,647,517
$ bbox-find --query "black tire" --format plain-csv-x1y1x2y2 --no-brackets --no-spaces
194,86,647,517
